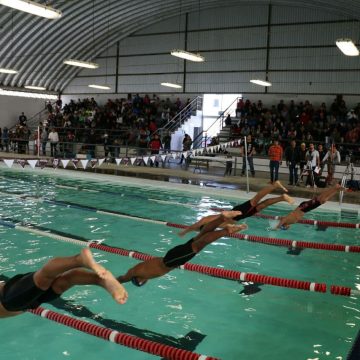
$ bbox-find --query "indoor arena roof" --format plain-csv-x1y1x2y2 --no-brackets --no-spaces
0,0,358,93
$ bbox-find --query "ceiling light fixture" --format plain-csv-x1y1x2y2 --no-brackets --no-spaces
171,49,205,62
0,67,18,74
161,82,182,89
88,84,111,90
0,88,57,99
24,85,46,90
335,38,359,56
63,59,99,69
250,79,272,87
0,0,62,19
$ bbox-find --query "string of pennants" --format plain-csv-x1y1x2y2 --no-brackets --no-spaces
1,140,241,170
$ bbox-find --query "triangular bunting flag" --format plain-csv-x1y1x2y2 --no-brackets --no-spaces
161,155,166,162
3,159,14,168
130,157,137,165
52,158,59,169
80,159,89,170
143,156,149,165
90,159,98,168
38,159,48,169
27,160,38,169
17,159,26,168
98,158,105,166
115,158,121,166
150,156,156,162
71,159,79,169
61,159,70,169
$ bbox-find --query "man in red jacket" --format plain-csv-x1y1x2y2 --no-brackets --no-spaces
149,134,162,167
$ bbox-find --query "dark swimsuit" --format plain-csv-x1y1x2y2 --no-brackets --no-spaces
163,238,196,268
232,200,257,221
0,272,60,312
298,197,322,213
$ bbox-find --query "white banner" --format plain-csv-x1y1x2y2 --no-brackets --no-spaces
80,159,89,170
61,159,70,169
3,159,14,168
27,160,38,169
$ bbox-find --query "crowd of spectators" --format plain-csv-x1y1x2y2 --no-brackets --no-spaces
229,95,360,161
39,94,191,157
3,94,360,167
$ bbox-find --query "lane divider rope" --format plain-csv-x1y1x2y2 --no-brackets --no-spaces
29,306,217,360
1,216,358,297
166,222,360,253
1,190,358,254
210,207,360,229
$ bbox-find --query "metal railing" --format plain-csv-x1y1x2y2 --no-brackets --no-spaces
155,96,203,137
10,100,58,132
193,96,241,149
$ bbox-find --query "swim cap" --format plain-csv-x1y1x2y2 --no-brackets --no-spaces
280,225,288,230
131,277,147,287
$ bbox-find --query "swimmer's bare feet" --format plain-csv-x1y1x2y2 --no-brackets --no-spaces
282,193,295,205
222,210,242,220
79,248,107,279
274,180,288,193
225,223,248,234
100,271,128,304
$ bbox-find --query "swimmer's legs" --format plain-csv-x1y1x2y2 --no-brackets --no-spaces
250,181,288,207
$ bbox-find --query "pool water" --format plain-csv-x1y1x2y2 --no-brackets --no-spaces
0,167,359,360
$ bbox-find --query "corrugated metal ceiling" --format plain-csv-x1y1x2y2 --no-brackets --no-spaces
0,0,358,92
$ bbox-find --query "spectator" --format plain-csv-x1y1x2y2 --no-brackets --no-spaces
48,128,59,157
149,134,162,167
162,132,172,153
284,140,300,186
317,144,326,175
41,127,48,156
322,144,341,185
179,134,192,165
268,139,283,184
2,127,9,152
19,112,27,126
305,143,320,188
298,142,307,182
225,114,232,126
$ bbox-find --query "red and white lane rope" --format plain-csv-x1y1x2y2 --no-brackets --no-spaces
166,222,360,253
1,218,359,297
2,191,357,253
29,307,217,360
210,207,360,229
89,242,360,297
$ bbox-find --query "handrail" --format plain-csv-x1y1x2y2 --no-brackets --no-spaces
10,99,58,132
155,96,202,137
192,96,241,149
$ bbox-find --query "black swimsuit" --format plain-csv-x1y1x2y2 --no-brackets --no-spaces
163,238,196,268
0,272,60,312
232,200,257,221
298,197,322,213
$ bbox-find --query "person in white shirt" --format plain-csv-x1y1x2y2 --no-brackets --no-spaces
305,143,320,187
322,144,341,185
48,128,59,157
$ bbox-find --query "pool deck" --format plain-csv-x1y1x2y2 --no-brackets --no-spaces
0,152,359,208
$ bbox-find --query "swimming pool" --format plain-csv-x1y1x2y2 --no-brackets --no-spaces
0,166,359,360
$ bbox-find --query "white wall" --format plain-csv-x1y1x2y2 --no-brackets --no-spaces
0,96,46,128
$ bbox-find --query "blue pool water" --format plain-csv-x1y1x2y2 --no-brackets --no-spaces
0,167,359,360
